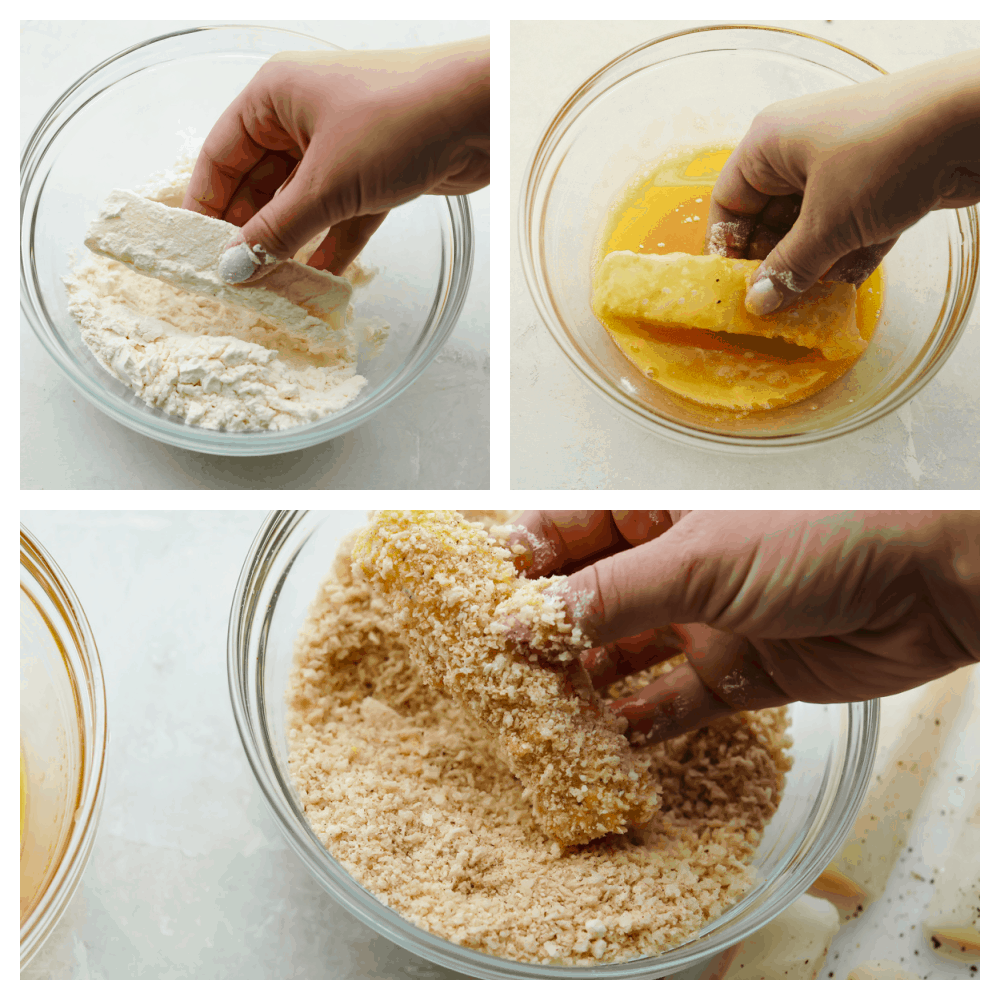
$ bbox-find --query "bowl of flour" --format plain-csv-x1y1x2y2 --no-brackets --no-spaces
229,511,880,979
21,25,474,456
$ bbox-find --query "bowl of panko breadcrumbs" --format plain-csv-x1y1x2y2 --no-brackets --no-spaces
229,511,879,979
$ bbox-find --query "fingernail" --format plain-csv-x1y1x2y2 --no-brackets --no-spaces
745,276,782,316
218,242,260,284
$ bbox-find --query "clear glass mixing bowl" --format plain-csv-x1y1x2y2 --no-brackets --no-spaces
20,527,107,971
519,25,978,452
229,510,879,979
21,25,474,457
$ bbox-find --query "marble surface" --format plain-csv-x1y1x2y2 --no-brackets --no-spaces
20,21,489,490
21,511,471,979
20,512,979,980
510,20,979,489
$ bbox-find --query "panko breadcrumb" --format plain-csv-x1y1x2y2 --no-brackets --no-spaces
286,514,792,966
352,510,660,846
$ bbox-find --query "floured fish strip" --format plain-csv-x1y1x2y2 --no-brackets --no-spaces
85,189,354,358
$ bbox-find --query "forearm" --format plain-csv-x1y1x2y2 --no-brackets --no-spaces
865,50,979,208
407,36,490,144
924,510,980,661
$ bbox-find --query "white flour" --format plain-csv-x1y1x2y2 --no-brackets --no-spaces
64,155,385,432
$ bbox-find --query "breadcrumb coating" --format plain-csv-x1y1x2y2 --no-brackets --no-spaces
286,529,792,966
352,510,661,846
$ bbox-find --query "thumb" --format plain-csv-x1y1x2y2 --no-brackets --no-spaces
219,155,352,284
743,211,849,316
551,519,725,648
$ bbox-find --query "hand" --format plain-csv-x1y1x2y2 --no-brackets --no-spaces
509,511,979,745
181,38,489,279
705,50,978,316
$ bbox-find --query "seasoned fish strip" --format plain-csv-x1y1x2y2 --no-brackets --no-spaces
353,510,661,847
592,250,865,361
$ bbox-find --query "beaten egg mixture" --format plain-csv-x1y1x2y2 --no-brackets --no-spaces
596,147,883,412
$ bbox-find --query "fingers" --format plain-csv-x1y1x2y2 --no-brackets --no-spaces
824,239,897,286
508,512,619,577
742,194,801,259
743,210,892,312
223,165,326,274
610,665,733,745
937,163,979,208
610,625,791,744
508,511,675,577
704,202,754,258
546,509,838,649
745,230,844,315
305,213,389,275
217,151,300,228
182,93,280,217
582,626,684,689
705,144,792,258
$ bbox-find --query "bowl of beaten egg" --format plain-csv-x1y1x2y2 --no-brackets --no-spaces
21,527,107,970
519,25,978,451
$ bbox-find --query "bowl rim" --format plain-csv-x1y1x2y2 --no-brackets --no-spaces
20,23,475,457
20,525,108,971
518,23,979,453
228,509,880,979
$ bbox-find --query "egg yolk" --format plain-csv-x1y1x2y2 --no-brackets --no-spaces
597,147,883,412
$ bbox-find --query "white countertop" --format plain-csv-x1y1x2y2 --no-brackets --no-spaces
21,512,979,980
510,20,979,489
20,21,489,490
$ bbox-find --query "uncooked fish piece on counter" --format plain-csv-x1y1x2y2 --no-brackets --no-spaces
85,189,354,356
810,667,973,918
847,960,919,980
353,510,661,847
922,775,979,962
700,894,840,979
592,250,866,361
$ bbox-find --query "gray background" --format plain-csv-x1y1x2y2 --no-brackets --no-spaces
510,20,979,489
21,512,979,980
20,21,490,490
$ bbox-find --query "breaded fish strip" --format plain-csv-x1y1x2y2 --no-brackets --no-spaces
353,510,660,847
592,250,865,361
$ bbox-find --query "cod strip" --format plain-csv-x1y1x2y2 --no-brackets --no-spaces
85,189,354,357
700,894,840,980
922,775,979,962
352,510,661,847
592,250,865,361
847,960,919,980
810,668,973,918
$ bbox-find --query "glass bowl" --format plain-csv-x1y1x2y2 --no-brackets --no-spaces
20,527,107,971
519,25,978,453
21,25,474,457
229,510,879,979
